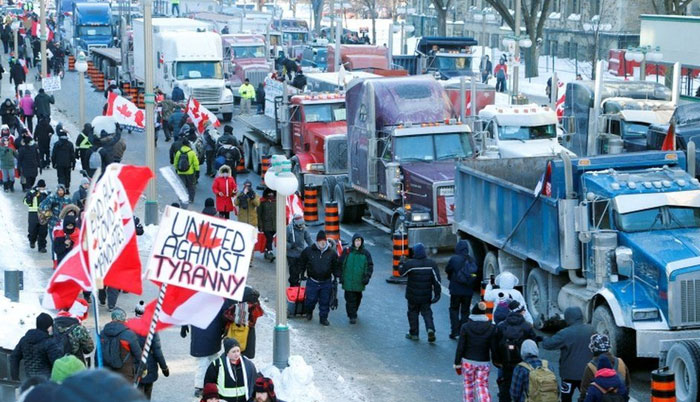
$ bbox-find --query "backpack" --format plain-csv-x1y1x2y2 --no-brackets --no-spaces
519,360,559,402
89,148,102,170
591,383,627,402
177,149,191,172
500,324,525,365
454,255,478,286
54,323,77,356
100,331,129,369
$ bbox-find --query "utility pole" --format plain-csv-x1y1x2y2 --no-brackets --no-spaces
144,0,159,225
334,14,341,71
40,0,47,81
512,0,521,99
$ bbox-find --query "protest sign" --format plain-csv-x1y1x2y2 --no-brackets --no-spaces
147,206,257,301
42,75,61,92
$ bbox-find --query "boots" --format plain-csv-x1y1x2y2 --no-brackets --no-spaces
8,180,14,192
2,181,7,192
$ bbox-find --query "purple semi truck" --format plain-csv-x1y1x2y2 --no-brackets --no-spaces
323,75,475,250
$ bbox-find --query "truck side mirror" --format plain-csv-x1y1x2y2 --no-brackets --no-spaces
615,246,633,277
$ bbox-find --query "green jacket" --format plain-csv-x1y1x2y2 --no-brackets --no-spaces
0,145,16,170
340,235,374,292
173,145,200,175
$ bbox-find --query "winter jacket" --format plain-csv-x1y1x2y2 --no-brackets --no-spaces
234,192,259,226
40,192,71,228
173,145,200,175
171,86,185,102
579,353,630,402
137,333,167,385
89,130,122,170
71,186,89,209
583,367,628,402
188,299,235,357
202,205,217,216
454,315,497,364
286,223,312,258
485,272,533,324
0,100,17,126
112,138,126,162
169,137,184,165
33,92,54,117
204,355,258,401
257,194,276,232
217,133,239,148
398,243,441,305
34,118,53,150
168,110,186,136
19,94,34,116
300,242,341,282
510,356,544,402
494,312,538,367
0,143,16,169
541,307,594,380
445,239,476,297
10,62,25,85
212,169,237,213
339,234,373,292
203,127,217,151
17,141,40,178
494,62,507,79
101,321,142,381
53,315,94,365
10,328,63,380
52,137,75,169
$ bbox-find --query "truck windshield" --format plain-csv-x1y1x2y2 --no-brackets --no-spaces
176,62,223,80
304,103,346,123
394,133,473,162
617,206,700,232
78,26,111,36
436,56,470,71
283,32,307,44
233,46,266,59
499,124,557,141
621,121,649,139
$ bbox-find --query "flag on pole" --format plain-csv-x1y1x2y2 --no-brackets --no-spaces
42,246,92,310
105,91,145,129
285,193,303,224
661,121,676,151
555,81,566,121
186,97,220,134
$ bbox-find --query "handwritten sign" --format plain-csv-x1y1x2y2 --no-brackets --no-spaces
42,75,61,92
147,206,257,301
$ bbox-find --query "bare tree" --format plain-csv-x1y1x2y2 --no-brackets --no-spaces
312,0,324,33
430,0,453,36
577,0,615,79
485,0,552,78
651,0,693,14
360,0,378,44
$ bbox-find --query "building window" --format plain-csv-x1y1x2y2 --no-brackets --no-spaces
592,0,601,15
551,0,561,13
570,42,578,59
569,0,581,14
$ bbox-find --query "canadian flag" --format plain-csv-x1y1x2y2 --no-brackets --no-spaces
42,246,92,310
106,91,145,129
555,81,566,121
285,193,304,224
186,97,220,134
31,20,54,42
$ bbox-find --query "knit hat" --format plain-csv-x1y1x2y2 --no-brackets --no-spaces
471,301,487,315
36,313,53,332
135,301,145,317
520,339,539,360
589,333,611,354
37,179,46,188
111,307,126,322
223,337,240,354
316,230,327,241
253,377,276,397
224,125,233,134
201,383,219,400
55,368,148,402
293,214,304,225
50,355,86,383
508,300,524,313
57,184,66,192
597,354,613,370
80,177,90,186
205,197,215,207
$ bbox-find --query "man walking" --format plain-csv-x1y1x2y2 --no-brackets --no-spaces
173,137,200,204
34,88,55,120
52,130,75,192
494,300,538,402
399,243,441,342
238,78,255,115
300,230,340,326
171,0,180,16
286,214,312,286
101,308,142,383
445,239,476,339
35,116,53,169
480,55,492,84
339,233,373,324
10,313,63,380
24,179,49,252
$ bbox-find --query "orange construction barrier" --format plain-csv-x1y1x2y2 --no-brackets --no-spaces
261,155,271,183
651,367,676,402
303,186,318,223
68,55,75,71
324,202,339,241
480,281,494,321
237,157,246,174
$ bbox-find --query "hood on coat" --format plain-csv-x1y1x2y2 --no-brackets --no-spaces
53,315,80,332
413,243,427,259
24,328,52,344
351,233,364,249
102,321,129,337
466,318,493,336
455,239,470,256
59,204,81,220
520,339,539,359
564,306,584,326
504,311,526,326
495,271,519,290
217,164,232,176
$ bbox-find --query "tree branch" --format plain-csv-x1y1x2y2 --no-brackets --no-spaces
484,0,515,30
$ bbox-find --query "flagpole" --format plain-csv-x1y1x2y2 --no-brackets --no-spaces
91,293,103,368
144,0,158,225
84,167,103,368
134,283,168,386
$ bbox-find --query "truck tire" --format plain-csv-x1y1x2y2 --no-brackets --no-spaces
666,340,700,402
525,269,549,330
482,251,500,281
291,158,304,192
591,305,634,359
321,177,337,204
243,139,253,170
251,145,261,175
391,214,407,236
334,184,347,223
222,113,233,122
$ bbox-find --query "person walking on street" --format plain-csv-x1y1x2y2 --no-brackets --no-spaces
339,233,373,324
203,122,217,177
10,59,25,96
35,116,53,169
75,123,93,174
52,130,75,192
33,88,55,120
300,230,341,326
212,165,237,219
134,304,169,399
399,243,441,342
17,133,40,190
454,301,497,402
172,83,185,102
10,312,63,380
72,177,90,209
24,179,49,252
286,214,312,286
255,83,265,114
19,89,34,133
173,138,200,204
578,334,630,402
101,308,142,383
480,55,492,84
250,377,285,402
541,307,594,402
510,340,559,402
445,239,477,339
53,307,94,365
0,136,17,192
494,300,538,402
238,79,255,115
40,184,71,235
234,180,259,225
171,0,180,16
204,338,258,402
581,355,628,402
494,57,508,93
257,188,276,261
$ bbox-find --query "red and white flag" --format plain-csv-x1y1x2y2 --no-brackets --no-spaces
42,246,92,310
31,20,54,42
285,193,303,224
186,97,220,134
555,81,566,121
106,91,145,129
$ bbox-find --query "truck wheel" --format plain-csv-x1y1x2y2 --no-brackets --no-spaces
334,184,348,223
666,340,700,402
391,214,407,236
321,177,337,204
222,113,233,122
482,251,500,281
243,139,253,170
291,158,304,192
591,305,635,359
526,269,549,330
251,145,261,175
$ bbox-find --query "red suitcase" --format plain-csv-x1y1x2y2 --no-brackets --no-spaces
286,285,306,318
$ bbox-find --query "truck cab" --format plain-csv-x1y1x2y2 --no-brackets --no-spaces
222,34,271,97
416,36,477,79
272,19,309,58
68,2,113,52
326,45,389,73
478,104,574,158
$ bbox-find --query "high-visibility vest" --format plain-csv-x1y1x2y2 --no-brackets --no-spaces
77,133,92,150
24,191,40,212
238,84,255,99
215,357,248,399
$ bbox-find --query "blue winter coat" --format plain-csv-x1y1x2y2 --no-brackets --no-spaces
444,239,475,297
189,299,234,357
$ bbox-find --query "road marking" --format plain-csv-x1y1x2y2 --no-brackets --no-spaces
340,227,376,246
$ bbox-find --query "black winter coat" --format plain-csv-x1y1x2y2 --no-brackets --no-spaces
10,328,62,380
17,141,40,178
137,333,167,384
0,100,16,125
454,316,497,364
299,243,341,282
494,312,538,367
33,92,54,118
52,138,75,168
10,62,25,85
445,239,476,297
541,307,595,380
398,244,441,305
34,119,53,150
188,299,235,357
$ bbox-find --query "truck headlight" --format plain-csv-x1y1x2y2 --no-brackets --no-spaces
223,91,233,102
305,163,324,172
410,212,430,222
632,308,659,321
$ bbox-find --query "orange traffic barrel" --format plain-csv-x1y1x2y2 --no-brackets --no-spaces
237,157,245,174
651,367,675,402
122,83,131,101
480,281,494,321
138,92,145,108
324,202,339,240
261,155,271,183
130,87,138,103
67,55,75,71
386,231,409,284
303,186,318,223
95,73,105,91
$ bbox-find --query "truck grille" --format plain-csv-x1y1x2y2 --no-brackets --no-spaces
245,70,269,87
681,279,700,325
191,87,222,104
324,135,347,174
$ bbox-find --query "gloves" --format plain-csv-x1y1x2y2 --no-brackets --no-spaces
454,365,462,376
180,326,189,338
161,367,170,377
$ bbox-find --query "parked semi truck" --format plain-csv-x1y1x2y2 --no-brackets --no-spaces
221,34,272,98
62,2,113,52
392,36,477,79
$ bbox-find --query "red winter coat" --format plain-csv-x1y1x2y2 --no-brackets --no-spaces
212,175,237,213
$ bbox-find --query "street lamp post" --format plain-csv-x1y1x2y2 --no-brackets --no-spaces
144,0,159,225
265,155,299,369
75,52,88,130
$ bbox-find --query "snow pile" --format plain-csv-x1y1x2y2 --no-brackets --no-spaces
260,356,324,402
0,296,47,349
